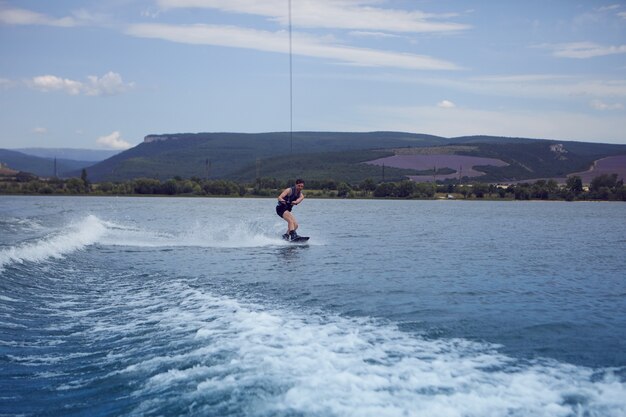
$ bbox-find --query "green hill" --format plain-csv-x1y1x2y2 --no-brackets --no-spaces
0,149,93,177
231,150,420,183
80,131,449,182
58,132,626,183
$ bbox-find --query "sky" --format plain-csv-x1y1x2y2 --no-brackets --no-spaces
1,0,626,150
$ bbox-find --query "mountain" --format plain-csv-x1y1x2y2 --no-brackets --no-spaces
13,132,626,184
83,131,626,183
79,131,448,182
15,148,121,162
0,149,94,177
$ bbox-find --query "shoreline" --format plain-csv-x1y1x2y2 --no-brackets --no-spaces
1,192,623,203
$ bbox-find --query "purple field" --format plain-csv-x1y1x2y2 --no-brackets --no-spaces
365,155,508,181
569,155,626,183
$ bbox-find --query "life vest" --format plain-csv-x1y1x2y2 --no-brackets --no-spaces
281,186,301,206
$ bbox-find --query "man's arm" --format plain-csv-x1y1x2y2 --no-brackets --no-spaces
277,188,291,204
292,193,305,205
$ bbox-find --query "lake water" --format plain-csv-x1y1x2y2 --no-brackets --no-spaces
1,196,625,416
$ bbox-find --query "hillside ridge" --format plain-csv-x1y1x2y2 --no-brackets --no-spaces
2,131,625,183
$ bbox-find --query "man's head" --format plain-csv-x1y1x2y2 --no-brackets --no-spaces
295,178,304,191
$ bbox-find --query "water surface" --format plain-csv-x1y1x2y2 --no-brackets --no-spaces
1,196,625,416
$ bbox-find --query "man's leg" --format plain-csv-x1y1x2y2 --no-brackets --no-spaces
282,211,298,234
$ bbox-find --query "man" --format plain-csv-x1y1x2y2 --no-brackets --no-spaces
276,179,305,240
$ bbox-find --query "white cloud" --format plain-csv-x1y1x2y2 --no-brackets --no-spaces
359,73,626,102
472,74,572,83
596,4,621,12
541,42,626,59
437,100,455,108
126,23,461,70
590,99,624,110
437,74,626,99
141,8,161,19
32,127,47,134
0,5,77,27
84,72,134,96
96,131,132,150
128,1,466,71
28,72,134,96
349,31,403,39
0,77,12,88
29,75,84,95
156,0,470,33
619,11,626,19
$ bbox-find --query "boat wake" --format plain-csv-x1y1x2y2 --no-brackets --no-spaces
0,215,107,271
111,282,626,416
0,215,293,271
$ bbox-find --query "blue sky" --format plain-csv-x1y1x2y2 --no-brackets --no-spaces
1,0,625,150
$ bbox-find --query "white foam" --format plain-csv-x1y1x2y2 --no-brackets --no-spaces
0,214,289,272
0,217,44,233
1,215,307,273
0,215,107,270
7,351,93,366
118,284,626,417
100,219,290,249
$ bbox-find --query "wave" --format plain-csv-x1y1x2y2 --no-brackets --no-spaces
0,217,44,232
99,219,284,249
0,215,298,271
4,269,624,415
0,215,107,270
109,283,625,417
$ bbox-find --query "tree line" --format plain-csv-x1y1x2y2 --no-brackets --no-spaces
0,171,624,201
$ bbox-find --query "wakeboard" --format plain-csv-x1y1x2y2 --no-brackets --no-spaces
283,236,310,243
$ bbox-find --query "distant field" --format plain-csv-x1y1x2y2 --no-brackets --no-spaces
390,145,479,155
569,155,626,183
365,154,508,182
0,167,18,175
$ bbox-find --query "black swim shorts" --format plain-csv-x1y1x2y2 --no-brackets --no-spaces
276,204,292,217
